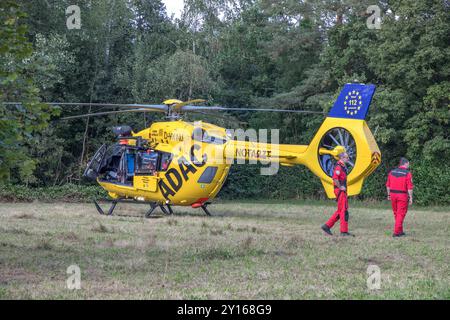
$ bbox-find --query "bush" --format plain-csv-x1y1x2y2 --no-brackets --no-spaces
411,160,450,206
219,164,325,200
0,183,107,202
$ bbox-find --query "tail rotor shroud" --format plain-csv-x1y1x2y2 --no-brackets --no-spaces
318,128,356,177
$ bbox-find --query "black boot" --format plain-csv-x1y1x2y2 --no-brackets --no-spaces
393,232,406,237
340,232,355,237
321,224,332,235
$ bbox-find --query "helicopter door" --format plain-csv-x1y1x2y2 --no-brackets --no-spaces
134,151,160,192
84,144,107,180
134,175,158,192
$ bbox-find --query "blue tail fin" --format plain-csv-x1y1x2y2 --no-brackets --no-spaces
328,83,376,120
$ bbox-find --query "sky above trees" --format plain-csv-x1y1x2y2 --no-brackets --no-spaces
163,0,184,19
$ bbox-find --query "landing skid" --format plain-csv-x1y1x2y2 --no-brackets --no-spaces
93,198,175,218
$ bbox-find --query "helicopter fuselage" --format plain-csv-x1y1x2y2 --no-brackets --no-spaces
91,116,381,208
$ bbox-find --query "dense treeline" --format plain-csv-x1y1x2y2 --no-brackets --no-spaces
0,0,449,205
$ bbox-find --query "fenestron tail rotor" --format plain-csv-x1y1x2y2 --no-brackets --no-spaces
304,83,381,198
318,128,356,177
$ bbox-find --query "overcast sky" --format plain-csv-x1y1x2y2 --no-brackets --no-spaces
163,0,184,19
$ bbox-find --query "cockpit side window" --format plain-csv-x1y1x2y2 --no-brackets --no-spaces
135,150,173,174
159,152,173,171
136,151,158,175
100,144,122,175
197,166,218,183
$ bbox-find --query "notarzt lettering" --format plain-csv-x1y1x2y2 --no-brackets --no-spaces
235,148,272,159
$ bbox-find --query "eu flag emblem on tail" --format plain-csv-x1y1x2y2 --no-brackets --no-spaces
328,83,376,120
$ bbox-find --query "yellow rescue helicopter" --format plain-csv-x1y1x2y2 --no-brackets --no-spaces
18,83,382,216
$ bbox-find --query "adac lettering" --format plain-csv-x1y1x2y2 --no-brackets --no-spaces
158,144,208,199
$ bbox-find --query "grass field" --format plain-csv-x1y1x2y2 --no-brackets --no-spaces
0,200,449,299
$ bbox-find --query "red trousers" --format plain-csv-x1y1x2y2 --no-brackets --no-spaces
326,189,348,233
390,193,409,235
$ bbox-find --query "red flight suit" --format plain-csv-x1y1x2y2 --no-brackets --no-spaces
386,165,414,235
325,160,349,233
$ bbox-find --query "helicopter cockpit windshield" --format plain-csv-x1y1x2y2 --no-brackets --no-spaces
85,143,173,186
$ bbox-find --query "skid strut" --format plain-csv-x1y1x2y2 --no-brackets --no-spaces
93,199,118,215
146,204,173,217
144,203,158,218
159,205,169,215
201,202,212,216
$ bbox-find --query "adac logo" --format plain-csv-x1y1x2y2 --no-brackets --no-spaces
344,90,363,116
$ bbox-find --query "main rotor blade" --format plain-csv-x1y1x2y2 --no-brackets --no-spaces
4,102,168,112
180,105,325,114
60,108,157,120
189,110,248,126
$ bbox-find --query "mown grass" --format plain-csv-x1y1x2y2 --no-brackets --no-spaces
0,201,448,299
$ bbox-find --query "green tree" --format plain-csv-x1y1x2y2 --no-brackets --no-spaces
0,1,56,184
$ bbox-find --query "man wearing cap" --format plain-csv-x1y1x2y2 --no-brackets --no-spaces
321,152,354,236
386,157,414,237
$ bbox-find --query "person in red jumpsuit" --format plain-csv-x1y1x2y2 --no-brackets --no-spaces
386,157,414,237
321,152,354,236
